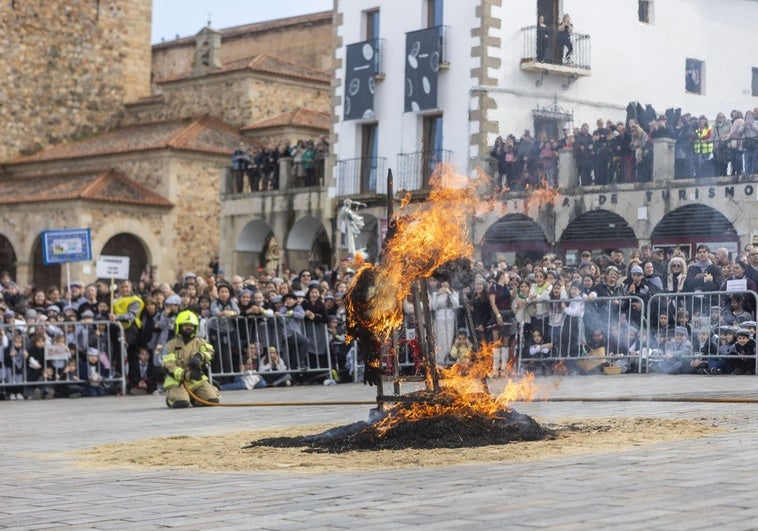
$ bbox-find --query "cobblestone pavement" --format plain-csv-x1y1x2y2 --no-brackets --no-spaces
2,375,758,530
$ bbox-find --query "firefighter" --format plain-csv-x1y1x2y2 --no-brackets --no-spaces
162,310,220,408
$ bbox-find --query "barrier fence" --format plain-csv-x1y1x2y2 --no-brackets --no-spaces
204,315,338,385
0,320,127,397
4,291,754,397
352,290,758,379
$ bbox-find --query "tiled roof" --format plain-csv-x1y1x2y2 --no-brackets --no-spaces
8,116,256,164
243,108,330,131
152,11,332,49
156,54,330,85
0,169,173,207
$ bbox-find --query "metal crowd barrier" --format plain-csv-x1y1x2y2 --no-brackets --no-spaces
511,295,645,374
511,290,758,376
204,315,336,384
0,320,127,397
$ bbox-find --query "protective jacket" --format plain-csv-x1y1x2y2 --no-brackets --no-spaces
162,335,214,389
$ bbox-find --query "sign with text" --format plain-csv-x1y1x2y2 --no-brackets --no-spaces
41,229,92,264
96,255,130,280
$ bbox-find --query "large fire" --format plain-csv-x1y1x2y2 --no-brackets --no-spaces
345,163,560,431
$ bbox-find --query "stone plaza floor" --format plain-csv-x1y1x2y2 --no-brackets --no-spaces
2,374,758,529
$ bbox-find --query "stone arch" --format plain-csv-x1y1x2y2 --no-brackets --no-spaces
92,220,159,266
650,204,739,259
30,234,62,291
101,233,150,283
286,216,332,271
558,209,638,258
235,219,277,276
91,220,158,284
481,213,551,265
0,233,18,279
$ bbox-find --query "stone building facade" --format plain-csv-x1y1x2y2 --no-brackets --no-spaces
124,56,330,133
0,4,334,290
0,0,152,162
3,118,246,287
150,12,333,82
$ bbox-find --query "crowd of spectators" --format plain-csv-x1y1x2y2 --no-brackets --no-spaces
490,105,758,189
0,260,356,400
5,239,758,401
231,135,330,193
418,243,758,377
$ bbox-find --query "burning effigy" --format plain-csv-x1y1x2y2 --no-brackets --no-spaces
251,164,553,452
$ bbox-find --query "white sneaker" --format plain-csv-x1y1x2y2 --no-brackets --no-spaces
8,393,17,400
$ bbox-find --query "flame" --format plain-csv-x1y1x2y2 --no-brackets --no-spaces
348,163,480,342
375,341,548,435
346,162,558,429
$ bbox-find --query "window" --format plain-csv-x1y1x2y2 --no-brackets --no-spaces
685,58,704,95
427,0,443,28
638,0,653,23
360,123,378,193
422,114,443,186
752,68,758,97
365,9,380,40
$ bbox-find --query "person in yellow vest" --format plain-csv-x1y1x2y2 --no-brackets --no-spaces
693,115,714,178
162,310,220,408
108,280,145,367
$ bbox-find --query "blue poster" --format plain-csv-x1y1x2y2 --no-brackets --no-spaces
42,229,92,264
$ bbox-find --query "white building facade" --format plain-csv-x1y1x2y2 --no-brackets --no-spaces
331,0,758,264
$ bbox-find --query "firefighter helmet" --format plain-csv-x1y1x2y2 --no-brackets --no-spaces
174,310,199,337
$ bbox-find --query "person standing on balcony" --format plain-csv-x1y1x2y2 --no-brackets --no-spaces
556,14,573,64
536,15,550,63
231,142,250,193
693,115,714,178
302,140,317,187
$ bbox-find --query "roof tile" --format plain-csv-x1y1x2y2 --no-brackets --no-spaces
243,108,330,131
156,53,330,85
0,169,173,207
8,116,257,164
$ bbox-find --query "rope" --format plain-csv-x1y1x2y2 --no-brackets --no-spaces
182,381,377,407
183,382,758,407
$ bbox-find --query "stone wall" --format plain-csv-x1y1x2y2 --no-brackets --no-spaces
151,14,332,82
124,74,330,130
0,0,152,162
3,150,226,285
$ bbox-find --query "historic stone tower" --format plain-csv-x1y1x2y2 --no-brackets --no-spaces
0,0,152,161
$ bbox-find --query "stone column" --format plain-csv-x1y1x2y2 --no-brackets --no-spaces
279,157,293,189
653,137,675,182
558,148,578,188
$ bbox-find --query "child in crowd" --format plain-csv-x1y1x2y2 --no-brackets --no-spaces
526,328,552,375
260,346,292,387
220,356,267,391
128,346,161,395
79,347,109,397
447,328,473,365
729,328,756,375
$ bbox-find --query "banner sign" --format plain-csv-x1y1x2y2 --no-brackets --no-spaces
42,229,92,264
344,39,379,120
96,255,130,280
404,27,441,112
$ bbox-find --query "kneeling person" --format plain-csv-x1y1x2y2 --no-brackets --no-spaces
163,310,220,408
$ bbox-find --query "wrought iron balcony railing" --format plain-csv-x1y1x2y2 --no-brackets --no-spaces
396,149,453,191
336,156,386,196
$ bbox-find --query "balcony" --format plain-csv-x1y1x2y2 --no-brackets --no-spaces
519,25,591,88
396,149,453,191
336,157,386,196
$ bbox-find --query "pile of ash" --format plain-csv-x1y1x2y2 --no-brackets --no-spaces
245,391,553,454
